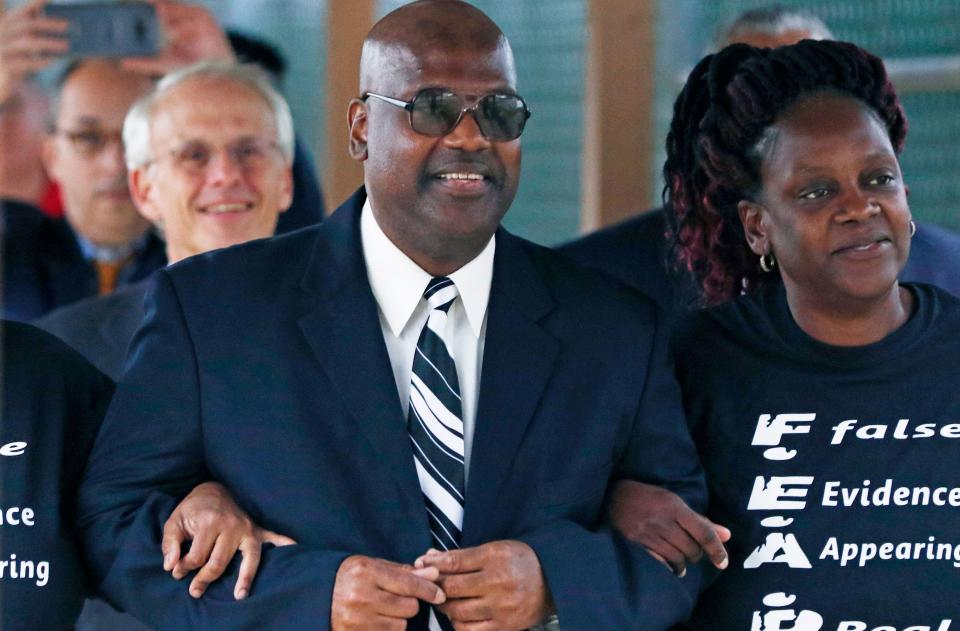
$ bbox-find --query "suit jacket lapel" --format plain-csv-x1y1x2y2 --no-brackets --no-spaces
296,189,430,557
462,231,559,544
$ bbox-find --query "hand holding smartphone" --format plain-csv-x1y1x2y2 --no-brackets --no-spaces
0,0,68,103
43,1,160,58
2,0,229,104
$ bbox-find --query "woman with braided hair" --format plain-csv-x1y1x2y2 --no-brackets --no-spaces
609,40,960,628
665,39,909,307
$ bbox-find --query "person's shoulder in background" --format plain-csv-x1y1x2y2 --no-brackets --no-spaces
33,281,151,381
902,220,960,297
2,199,85,321
556,206,699,322
3,319,114,481
275,137,325,233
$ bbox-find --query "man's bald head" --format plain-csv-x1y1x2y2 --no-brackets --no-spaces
359,0,514,95
348,0,523,277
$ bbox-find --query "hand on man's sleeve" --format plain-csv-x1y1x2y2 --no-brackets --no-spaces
77,271,346,630
523,302,707,631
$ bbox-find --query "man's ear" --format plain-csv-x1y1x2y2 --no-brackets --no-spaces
738,199,770,256
42,135,62,183
277,165,293,214
347,98,368,162
129,167,162,224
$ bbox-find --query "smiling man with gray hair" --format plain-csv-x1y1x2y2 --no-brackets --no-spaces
123,61,293,264
37,61,294,379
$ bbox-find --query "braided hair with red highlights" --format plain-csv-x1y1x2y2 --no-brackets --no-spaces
663,40,907,304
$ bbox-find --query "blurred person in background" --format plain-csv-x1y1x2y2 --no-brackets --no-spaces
37,61,295,380
225,28,327,233
560,5,960,319
2,39,162,321
0,79,53,209
122,5,326,232
1,0,324,321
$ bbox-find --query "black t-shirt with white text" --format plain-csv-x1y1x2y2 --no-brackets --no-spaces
674,282,960,630
1,322,114,629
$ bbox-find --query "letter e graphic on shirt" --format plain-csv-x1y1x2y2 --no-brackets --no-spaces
748,476,815,510
751,592,823,631
752,413,816,460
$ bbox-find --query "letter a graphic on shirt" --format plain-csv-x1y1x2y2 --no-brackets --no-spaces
744,532,813,569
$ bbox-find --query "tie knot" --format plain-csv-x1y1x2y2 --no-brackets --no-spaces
424,276,458,311
94,257,130,295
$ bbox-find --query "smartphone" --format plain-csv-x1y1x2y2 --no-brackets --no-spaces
43,2,160,58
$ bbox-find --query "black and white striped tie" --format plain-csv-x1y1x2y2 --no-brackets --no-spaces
408,276,464,631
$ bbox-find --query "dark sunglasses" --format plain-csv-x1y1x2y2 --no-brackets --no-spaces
362,87,531,141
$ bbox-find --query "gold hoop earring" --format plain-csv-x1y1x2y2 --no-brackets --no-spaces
909,220,917,238
759,253,777,273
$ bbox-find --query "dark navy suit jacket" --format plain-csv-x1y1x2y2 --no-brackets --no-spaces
79,188,706,630
559,207,960,321
2,200,165,322
34,281,148,381
901,220,960,295
558,209,693,319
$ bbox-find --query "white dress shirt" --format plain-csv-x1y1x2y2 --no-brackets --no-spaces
360,200,560,631
360,199,493,483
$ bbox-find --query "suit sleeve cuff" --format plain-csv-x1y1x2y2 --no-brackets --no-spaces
519,520,697,631
97,493,351,631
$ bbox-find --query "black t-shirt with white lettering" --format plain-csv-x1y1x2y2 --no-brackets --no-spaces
674,282,960,630
1,321,114,630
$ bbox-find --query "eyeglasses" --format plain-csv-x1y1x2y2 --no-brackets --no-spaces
362,88,531,141
150,138,282,176
56,128,123,157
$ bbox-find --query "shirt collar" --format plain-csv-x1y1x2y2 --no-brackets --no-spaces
74,229,149,263
360,198,494,339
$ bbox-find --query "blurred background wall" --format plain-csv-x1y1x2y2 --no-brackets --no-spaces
655,0,960,236
16,0,960,243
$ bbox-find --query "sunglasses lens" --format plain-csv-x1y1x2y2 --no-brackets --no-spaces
408,89,530,140
477,94,529,141
410,89,463,137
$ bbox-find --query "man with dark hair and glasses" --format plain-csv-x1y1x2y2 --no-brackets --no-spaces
3,57,163,321
79,2,705,629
